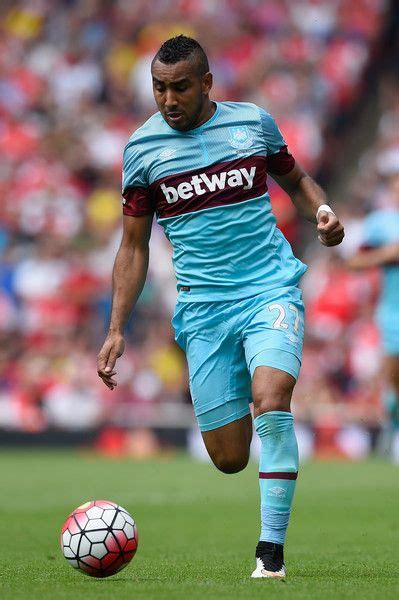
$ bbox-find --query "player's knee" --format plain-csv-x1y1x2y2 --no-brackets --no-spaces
212,452,249,474
252,381,294,415
255,397,290,415
252,367,297,416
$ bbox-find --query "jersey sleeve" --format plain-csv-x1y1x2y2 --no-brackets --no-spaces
259,108,295,176
122,142,153,217
361,212,384,248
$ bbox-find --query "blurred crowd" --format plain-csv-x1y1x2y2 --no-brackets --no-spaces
0,0,395,456
294,69,399,458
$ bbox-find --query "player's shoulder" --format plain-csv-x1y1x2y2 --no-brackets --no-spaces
220,101,279,137
219,100,265,122
362,208,399,246
362,209,399,244
122,114,164,179
364,208,394,226
125,112,166,148
122,112,171,169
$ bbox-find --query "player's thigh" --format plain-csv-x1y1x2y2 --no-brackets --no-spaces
172,300,252,424
242,286,304,415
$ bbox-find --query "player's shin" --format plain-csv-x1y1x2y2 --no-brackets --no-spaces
254,411,298,544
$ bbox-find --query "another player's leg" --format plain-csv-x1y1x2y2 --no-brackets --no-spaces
250,366,298,579
380,355,399,459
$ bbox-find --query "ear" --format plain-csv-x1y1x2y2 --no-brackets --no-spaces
202,72,213,95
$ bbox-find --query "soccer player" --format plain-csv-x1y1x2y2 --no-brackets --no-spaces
97,35,344,578
347,173,399,458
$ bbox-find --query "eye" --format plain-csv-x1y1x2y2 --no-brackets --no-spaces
175,84,188,92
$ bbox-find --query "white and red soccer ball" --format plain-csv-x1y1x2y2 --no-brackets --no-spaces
60,500,138,578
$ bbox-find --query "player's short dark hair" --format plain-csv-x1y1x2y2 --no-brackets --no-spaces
152,35,209,76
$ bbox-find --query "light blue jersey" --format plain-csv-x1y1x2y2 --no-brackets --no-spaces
122,101,307,302
363,209,399,354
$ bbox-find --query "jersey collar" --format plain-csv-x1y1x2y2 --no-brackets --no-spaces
164,101,220,135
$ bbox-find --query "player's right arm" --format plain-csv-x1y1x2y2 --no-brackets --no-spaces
97,213,153,390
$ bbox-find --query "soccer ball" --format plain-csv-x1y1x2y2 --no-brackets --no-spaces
60,500,138,578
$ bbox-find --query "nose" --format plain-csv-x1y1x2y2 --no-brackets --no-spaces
164,88,178,110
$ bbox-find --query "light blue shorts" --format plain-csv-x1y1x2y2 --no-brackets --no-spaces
172,286,305,432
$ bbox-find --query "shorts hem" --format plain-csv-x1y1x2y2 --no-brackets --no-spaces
249,348,301,380
197,404,251,432
194,396,249,416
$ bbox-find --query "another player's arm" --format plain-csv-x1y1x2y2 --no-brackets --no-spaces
97,214,153,390
347,242,399,270
271,164,345,247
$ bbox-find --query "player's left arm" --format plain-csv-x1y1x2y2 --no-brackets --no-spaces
271,164,345,247
347,243,399,269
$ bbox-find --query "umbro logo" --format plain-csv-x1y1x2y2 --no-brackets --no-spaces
160,166,257,204
267,487,286,499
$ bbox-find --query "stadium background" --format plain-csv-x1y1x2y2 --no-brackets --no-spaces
0,0,398,462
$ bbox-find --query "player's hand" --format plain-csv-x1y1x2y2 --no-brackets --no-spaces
97,332,125,390
317,210,345,246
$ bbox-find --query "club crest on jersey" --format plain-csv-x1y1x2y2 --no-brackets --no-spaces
228,126,253,149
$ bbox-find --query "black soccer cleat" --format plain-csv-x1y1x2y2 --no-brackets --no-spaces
251,541,286,579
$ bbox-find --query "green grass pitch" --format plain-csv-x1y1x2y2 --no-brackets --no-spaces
0,450,398,599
